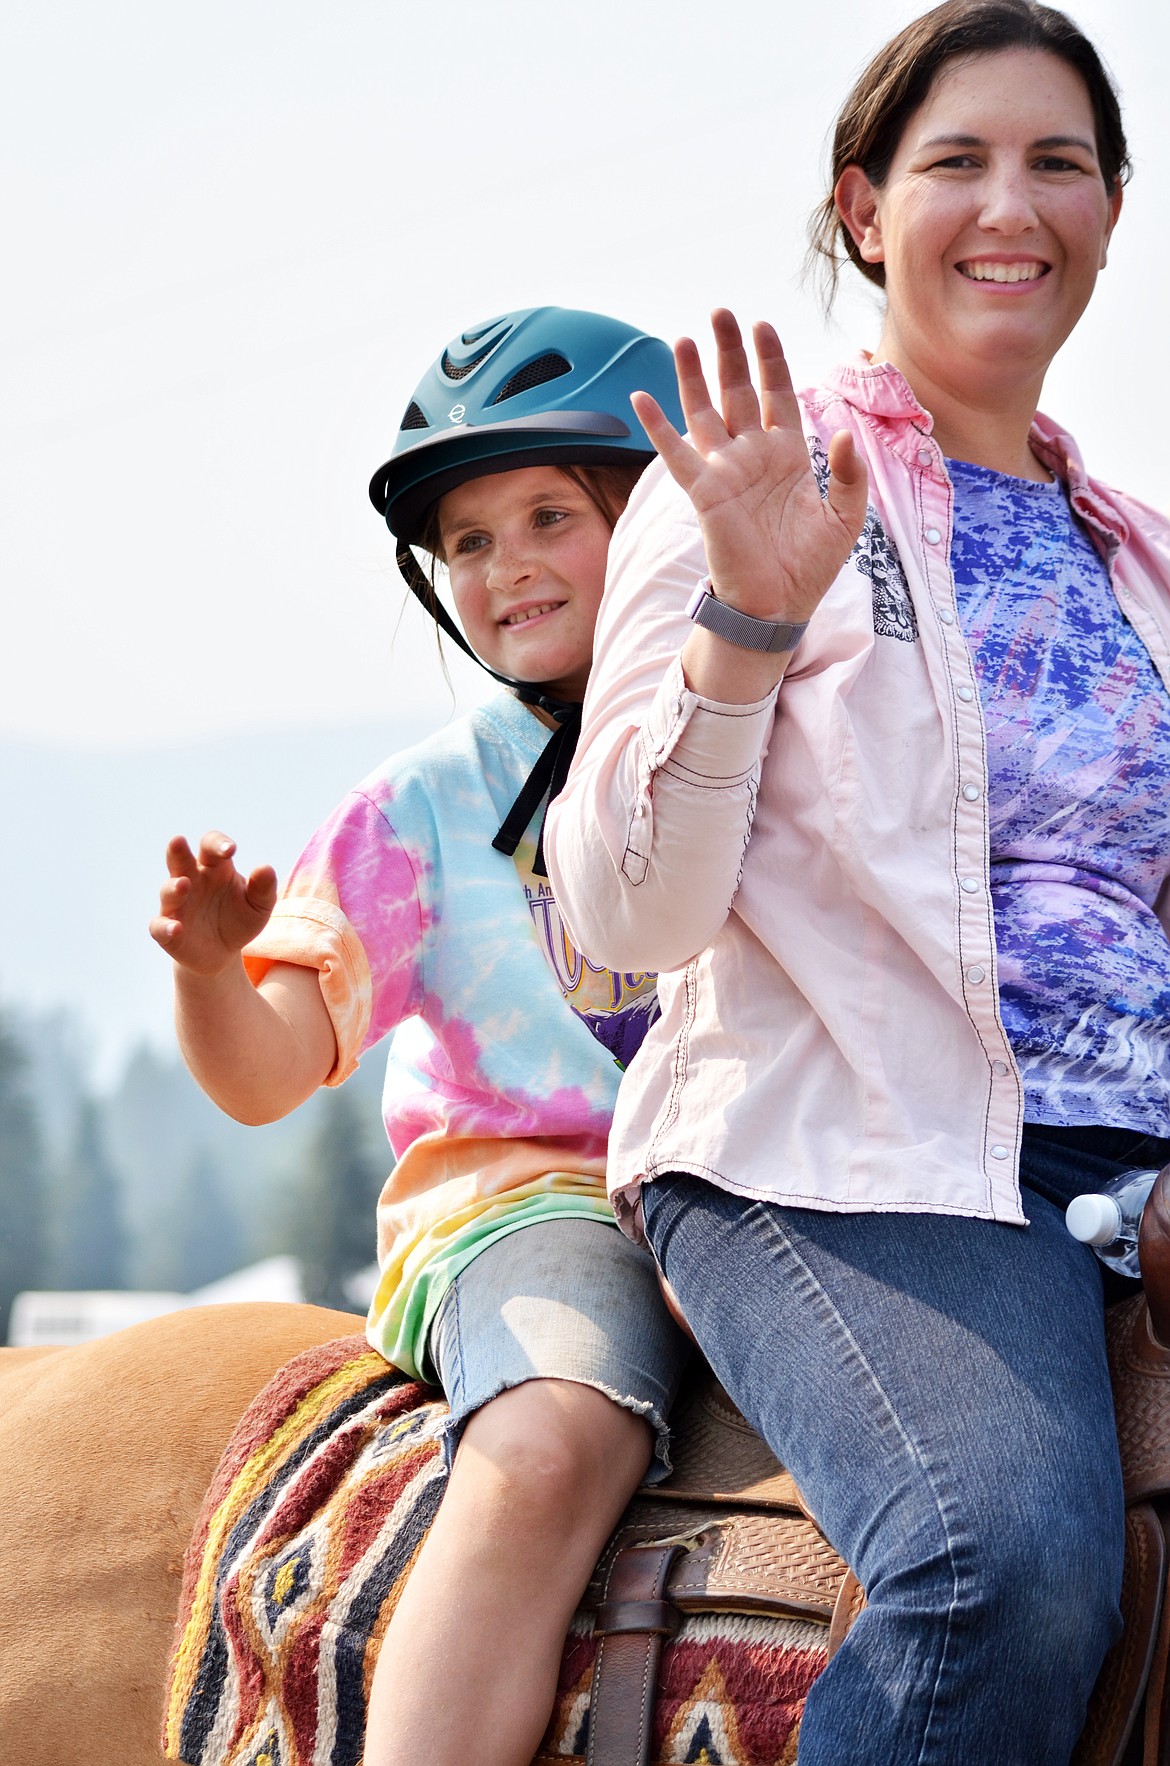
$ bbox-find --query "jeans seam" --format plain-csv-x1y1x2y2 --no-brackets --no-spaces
745,1202,961,1763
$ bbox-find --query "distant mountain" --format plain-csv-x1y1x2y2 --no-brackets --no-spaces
0,717,437,1086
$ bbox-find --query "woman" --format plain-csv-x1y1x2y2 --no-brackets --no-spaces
150,307,689,1766
545,6,1170,1760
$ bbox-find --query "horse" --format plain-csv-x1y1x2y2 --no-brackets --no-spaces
0,1298,838,1766
0,1301,358,1766
7,1188,1170,1766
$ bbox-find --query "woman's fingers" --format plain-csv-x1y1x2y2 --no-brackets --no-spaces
825,430,870,545
670,335,729,454
711,309,763,436
630,391,703,494
659,314,801,461
753,322,803,435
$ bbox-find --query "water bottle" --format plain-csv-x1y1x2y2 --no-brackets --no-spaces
1065,1166,1166,1278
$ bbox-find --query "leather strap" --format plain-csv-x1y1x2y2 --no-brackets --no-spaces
1142,1509,1170,1766
587,1542,683,1766
595,1598,681,1636
826,1567,866,1663
1071,1503,1165,1766
1140,1166,1170,1350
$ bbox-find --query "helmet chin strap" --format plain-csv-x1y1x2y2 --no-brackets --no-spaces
396,544,582,876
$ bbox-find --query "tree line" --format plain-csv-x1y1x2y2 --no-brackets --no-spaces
0,1003,389,1342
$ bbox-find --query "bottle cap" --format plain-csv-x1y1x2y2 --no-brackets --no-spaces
1066,1193,1124,1247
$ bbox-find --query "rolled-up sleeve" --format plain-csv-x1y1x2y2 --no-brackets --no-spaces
546,462,776,974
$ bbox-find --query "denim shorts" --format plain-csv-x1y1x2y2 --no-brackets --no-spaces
428,1216,689,1481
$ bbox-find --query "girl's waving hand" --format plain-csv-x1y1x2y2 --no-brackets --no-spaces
150,831,278,978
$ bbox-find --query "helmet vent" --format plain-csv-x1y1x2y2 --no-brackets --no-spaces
400,401,429,431
441,338,502,381
491,353,572,403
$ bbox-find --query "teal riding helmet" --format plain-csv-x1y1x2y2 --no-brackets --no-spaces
368,306,684,875
369,306,683,545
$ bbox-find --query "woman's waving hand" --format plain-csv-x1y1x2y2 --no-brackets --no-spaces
632,310,868,700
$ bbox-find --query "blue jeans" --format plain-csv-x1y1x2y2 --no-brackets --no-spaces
642,1124,1170,1765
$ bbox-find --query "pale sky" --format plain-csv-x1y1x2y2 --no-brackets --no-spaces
3,0,1168,1077
5,0,1167,751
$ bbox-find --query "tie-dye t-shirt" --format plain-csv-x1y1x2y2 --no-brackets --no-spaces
242,690,658,1378
948,458,1170,1133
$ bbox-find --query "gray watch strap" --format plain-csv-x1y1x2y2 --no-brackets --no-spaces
685,581,808,655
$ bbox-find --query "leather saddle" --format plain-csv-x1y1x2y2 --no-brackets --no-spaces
564,1169,1170,1766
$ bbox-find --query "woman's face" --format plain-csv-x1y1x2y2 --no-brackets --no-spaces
438,464,614,700
837,48,1121,402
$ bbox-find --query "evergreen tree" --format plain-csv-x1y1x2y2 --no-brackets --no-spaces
287,1083,384,1312
15,1007,89,1168
0,1013,49,1340
155,1145,246,1293
54,1096,129,1290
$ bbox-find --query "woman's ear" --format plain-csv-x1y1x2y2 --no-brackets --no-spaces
835,164,885,265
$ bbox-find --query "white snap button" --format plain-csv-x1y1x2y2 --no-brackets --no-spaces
925,526,942,544
992,1060,1009,1076
938,608,955,625
966,965,986,984
962,783,981,801
917,447,932,464
990,1144,1010,1160
961,877,980,893
957,686,974,702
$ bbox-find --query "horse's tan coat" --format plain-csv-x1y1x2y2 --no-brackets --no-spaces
0,1301,360,1765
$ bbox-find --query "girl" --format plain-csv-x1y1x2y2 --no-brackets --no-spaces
150,306,690,1766
546,7,1170,1761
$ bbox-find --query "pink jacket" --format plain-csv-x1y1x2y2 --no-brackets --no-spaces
545,357,1170,1233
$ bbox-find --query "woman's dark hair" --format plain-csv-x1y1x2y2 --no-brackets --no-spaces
809,0,1131,303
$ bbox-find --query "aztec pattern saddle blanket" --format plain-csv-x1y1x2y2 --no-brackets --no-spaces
163,1335,828,1766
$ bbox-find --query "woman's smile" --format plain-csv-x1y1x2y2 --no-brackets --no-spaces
956,255,1048,285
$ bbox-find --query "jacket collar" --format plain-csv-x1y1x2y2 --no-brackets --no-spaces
824,354,932,425
1028,413,1127,555
824,354,1128,557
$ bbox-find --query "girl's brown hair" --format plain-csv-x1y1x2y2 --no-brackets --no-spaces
808,0,1131,305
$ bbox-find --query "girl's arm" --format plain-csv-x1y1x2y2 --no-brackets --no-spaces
150,831,337,1123
546,314,867,973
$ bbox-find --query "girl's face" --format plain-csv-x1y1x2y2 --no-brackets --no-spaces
438,464,614,701
837,48,1121,402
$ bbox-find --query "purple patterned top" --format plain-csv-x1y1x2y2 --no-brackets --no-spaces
948,457,1170,1134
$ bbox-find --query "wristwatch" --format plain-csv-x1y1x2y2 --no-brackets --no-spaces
685,579,809,655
